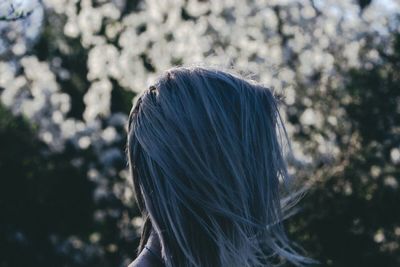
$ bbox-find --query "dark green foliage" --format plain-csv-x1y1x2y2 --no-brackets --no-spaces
110,78,136,114
0,105,95,267
33,12,90,120
287,33,400,267
357,0,372,11
2,6,400,265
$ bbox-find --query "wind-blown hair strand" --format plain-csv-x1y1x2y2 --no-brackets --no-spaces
126,65,315,267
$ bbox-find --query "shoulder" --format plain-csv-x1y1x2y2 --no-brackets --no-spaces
127,250,164,267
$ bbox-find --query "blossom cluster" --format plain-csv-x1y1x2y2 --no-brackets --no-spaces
0,0,399,265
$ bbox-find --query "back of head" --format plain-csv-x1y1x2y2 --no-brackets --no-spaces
126,65,314,267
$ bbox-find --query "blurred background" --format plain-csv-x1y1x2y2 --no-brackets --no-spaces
0,0,399,266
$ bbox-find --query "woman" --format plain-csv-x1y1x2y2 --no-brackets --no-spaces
126,66,315,267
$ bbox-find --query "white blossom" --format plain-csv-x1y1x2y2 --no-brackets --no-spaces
0,0,40,21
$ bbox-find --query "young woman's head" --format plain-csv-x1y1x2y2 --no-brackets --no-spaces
126,65,313,267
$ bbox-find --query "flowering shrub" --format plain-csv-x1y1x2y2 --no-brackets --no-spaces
0,0,399,266
0,0,41,21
